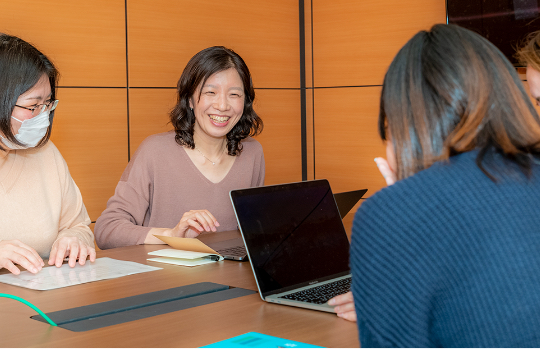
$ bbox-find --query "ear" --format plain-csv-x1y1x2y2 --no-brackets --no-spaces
189,98,194,109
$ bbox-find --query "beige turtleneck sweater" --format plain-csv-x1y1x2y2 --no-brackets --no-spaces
0,141,94,258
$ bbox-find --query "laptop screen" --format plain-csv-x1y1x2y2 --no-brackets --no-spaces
230,179,351,297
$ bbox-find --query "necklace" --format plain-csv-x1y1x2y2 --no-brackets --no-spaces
195,146,225,166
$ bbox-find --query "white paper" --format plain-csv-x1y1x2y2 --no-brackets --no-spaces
0,257,162,291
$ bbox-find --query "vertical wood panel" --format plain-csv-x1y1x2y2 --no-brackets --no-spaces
127,0,300,88
254,89,302,185
0,0,126,87
314,87,387,195
51,88,128,221
312,0,447,87
129,89,176,156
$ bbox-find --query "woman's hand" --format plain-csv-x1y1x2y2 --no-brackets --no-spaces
374,157,397,186
170,210,220,238
328,291,357,322
48,236,97,268
0,240,44,275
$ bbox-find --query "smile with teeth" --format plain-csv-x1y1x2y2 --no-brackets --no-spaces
209,115,230,123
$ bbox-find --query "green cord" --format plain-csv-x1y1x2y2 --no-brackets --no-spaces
0,293,57,326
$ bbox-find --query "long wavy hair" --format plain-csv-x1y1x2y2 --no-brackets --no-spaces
379,24,540,181
0,33,58,151
170,46,263,156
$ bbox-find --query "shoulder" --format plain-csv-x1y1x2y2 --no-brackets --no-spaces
239,137,263,155
359,152,481,216
130,131,181,163
136,131,178,153
353,152,486,256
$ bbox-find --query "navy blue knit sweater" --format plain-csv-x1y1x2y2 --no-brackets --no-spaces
350,151,540,347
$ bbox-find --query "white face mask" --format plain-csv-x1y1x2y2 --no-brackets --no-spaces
1,110,50,149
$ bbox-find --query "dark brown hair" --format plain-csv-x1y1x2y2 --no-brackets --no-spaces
170,46,263,156
0,33,58,151
379,24,540,181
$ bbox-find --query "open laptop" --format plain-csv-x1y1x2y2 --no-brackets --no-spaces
199,187,366,261
230,179,354,313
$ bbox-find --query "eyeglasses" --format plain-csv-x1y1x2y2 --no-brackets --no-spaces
15,99,59,117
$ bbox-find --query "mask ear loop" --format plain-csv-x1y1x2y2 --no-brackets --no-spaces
0,293,57,326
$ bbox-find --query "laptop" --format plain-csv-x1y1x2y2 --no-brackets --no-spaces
230,179,354,313
198,187,366,261
334,189,367,219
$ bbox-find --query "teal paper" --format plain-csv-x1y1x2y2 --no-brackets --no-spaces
201,332,324,348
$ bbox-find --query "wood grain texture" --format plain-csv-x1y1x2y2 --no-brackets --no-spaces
312,0,447,87
127,0,300,88
50,88,128,221
128,89,176,157
253,89,302,185
0,0,126,87
0,245,359,348
314,86,387,198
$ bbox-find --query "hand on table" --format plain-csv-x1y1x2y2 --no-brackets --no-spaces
48,236,96,268
328,291,357,322
374,157,397,186
0,239,44,275
170,209,220,238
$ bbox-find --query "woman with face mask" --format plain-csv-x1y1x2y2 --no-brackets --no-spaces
0,34,96,275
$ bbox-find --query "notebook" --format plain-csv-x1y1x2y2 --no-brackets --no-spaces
230,179,353,313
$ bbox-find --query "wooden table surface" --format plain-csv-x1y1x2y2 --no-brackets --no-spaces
0,242,360,348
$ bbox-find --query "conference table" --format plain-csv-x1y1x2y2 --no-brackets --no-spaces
0,233,360,348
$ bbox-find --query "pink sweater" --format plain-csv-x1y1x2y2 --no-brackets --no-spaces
0,142,94,258
94,131,265,249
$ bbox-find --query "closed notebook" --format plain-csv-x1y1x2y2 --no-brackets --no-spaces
148,235,224,267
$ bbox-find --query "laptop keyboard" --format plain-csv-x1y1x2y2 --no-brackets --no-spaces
278,277,351,304
216,246,246,257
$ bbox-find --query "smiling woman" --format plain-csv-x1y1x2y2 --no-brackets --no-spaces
0,33,96,275
94,46,265,249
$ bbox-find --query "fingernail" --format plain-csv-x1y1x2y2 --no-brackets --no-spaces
205,226,210,231
215,221,220,226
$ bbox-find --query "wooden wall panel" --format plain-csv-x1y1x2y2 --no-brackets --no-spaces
127,0,300,88
129,89,176,157
51,88,128,221
253,89,302,186
0,0,126,87
314,87,387,195
312,0,447,87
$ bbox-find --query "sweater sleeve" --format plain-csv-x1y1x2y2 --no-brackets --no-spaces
51,144,94,248
94,143,154,250
350,184,439,348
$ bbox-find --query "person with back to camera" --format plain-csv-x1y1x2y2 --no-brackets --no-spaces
0,34,96,275
94,46,264,248
351,24,540,347
516,30,540,107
